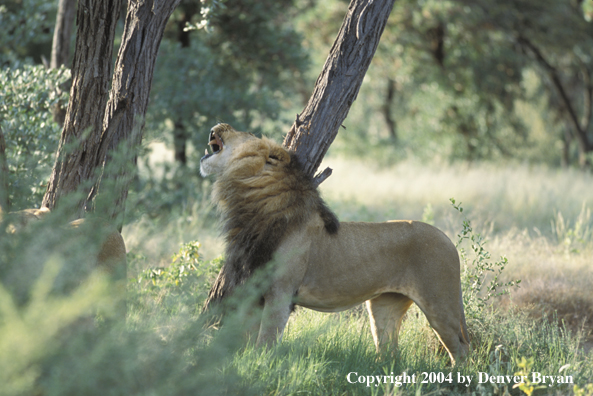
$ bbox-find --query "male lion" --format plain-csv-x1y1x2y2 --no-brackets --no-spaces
200,123,470,364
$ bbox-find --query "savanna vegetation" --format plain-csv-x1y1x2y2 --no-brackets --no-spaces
1,0,593,395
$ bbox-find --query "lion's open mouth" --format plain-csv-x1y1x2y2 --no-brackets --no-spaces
203,131,224,158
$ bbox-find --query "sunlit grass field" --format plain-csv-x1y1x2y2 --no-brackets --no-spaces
120,156,593,395
2,156,592,395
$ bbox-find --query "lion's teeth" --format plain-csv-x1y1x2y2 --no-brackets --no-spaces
205,149,208,155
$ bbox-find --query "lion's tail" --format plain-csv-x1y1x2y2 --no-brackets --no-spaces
459,285,470,346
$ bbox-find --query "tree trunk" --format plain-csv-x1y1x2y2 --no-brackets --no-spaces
50,0,77,127
173,121,188,165
43,0,182,225
88,0,182,226
283,0,396,185
50,0,77,69
42,0,122,217
561,127,571,168
0,126,9,211
382,77,397,140
172,5,197,167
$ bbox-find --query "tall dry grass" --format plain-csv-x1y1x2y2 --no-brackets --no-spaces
319,158,593,234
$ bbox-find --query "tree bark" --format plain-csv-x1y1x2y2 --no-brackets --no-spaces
50,0,77,69
42,0,122,217
89,0,182,225
283,0,396,185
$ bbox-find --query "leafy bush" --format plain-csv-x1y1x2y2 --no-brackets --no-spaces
130,241,223,316
0,0,56,65
0,211,248,396
0,64,70,209
450,198,520,317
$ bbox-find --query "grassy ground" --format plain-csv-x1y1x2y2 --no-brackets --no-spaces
120,156,593,395
2,157,592,395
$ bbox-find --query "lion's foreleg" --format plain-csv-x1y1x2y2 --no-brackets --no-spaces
255,290,293,347
255,230,310,348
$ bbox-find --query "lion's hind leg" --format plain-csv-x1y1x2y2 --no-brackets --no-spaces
365,293,413,354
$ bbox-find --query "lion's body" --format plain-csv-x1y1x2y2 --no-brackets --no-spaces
2,208,127,319
201,124,469,364
295,221,459,312
3,208,126,276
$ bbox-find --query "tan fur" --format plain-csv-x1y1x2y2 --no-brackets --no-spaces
200,124,470,364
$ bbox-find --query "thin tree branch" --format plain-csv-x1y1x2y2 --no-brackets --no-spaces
0,126,9,211
312,167,333,188
517,35,591,152
580,64,592,132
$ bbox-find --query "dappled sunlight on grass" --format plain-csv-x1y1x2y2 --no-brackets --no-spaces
484,227,593,345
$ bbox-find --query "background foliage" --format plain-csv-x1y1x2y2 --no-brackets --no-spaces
0,0,56,65
3,0,593,211
0,65,70,209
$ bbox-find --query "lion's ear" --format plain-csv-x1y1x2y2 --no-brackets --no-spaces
267,145,290,164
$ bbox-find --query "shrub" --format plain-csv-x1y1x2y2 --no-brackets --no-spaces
450,198,521,317
130,241,222,316
0,64,70,209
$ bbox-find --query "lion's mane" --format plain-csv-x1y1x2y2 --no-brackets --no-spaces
204,135,339,309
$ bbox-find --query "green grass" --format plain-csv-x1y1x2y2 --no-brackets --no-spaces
2,158,593,395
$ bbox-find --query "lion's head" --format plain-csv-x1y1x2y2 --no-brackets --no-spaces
200,123,291,178
201,123,338,309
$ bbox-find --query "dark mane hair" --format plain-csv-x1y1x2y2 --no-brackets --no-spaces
203,149,339,310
